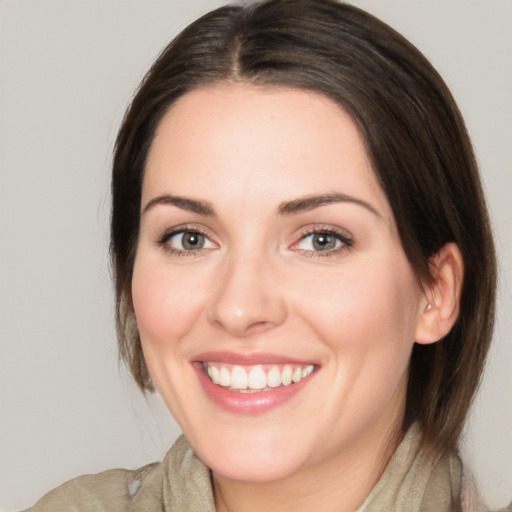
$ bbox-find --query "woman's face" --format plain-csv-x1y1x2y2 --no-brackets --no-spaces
132,84,426,483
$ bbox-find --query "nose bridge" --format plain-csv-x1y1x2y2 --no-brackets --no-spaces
207,243,286,336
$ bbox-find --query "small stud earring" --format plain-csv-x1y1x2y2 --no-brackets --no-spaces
425,290,437,312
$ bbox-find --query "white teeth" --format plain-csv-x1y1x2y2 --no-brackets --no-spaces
208,365,220,384
231,366,248,390
281,366,293,386
302,364,314,378
267,366,282,388
292,367,302,383
219,366,231,387
205,362,315,391
248,366,267,390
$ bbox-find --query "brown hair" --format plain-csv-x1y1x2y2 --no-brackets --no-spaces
111,0,496,454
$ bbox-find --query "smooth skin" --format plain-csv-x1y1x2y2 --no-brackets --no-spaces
131,84,463,512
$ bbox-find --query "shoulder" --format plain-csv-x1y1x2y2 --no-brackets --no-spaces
23,435,214,512
23,461,163,512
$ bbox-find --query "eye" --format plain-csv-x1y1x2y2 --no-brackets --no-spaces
293,228,353,256
297,232,342,252
161,229,216,253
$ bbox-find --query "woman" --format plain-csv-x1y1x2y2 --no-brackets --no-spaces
26,0,506,510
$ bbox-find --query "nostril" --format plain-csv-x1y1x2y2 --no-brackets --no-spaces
245,321,275,335
209,317,276,336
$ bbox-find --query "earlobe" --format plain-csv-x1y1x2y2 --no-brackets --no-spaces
415,243,464,345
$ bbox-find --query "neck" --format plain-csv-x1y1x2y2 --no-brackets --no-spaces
213,418,404,512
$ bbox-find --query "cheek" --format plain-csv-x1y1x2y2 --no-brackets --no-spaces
131,254,206,347
292,254,421,370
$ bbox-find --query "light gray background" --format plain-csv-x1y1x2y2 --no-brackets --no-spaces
0,1,510,510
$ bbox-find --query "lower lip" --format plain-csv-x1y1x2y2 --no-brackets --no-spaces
194,364,316,415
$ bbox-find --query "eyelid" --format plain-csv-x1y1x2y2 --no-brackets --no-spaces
159,225,212,243
156,224,219,255
167,231,216,249
153,222,352,258
290,224,353,256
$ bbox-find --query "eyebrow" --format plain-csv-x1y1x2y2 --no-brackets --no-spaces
278,192,380,217
142,195,215,216
141,191,380,218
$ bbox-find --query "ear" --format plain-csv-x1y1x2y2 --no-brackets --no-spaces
415,242,464,345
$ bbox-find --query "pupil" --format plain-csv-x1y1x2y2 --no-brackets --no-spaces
183,232,203,250
313,233,335,251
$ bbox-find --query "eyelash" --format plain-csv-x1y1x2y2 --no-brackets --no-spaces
156,225,353,259
292,226,353,259
157,225,215,258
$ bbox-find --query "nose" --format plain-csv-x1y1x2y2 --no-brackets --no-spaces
206,252,287,337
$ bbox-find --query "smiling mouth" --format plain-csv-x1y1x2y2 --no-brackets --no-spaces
203,363,316,393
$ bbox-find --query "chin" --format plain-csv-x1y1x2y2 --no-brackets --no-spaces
189,423,311,483
206,449,305,484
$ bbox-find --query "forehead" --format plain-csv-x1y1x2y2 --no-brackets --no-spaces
143,83,392,221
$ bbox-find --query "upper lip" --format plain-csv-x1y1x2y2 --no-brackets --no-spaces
193,351,319,366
